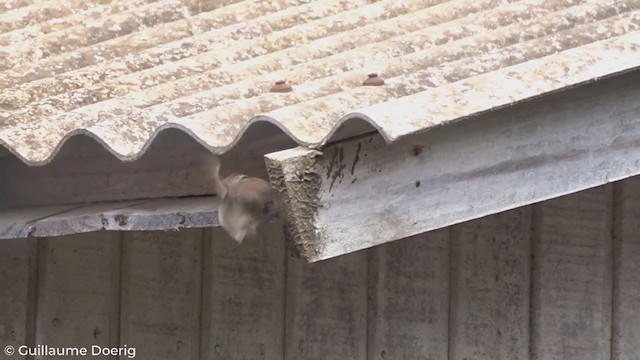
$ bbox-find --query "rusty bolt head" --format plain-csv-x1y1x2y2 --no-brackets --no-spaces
363,73,385,86
270,80,292,93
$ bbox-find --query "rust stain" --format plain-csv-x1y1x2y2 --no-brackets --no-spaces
412,145,424,156
326,147,339,179
362,73,385,86
350,142,361,175
270,80,292,93
328,147,346,192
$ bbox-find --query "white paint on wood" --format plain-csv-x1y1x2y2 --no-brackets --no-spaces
0,196,220,239
0,204,79,239
284,251,368,360
119,229,203,360
612,178,640,360
35,232,121,359
367,229,449,360
266,72,640,261
449,208,531,360
30,200,150,237
531,186,613,360
200,224,286,360
0,238,37,359
107,197,218,231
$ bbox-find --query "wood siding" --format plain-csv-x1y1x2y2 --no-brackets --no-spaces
0,181,638,359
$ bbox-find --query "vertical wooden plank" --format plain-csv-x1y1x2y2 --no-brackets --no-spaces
200,223,286,360
120,229,203,360
0,238,37,360
531,186,613,360
612,178,640,360
35,232,121,359
449,208,532,360
367,229,449,360
284,250,368,360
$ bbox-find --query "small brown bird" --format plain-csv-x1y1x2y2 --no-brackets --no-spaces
211,157,279,243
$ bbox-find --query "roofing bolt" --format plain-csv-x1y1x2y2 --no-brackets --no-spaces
270,80,292,93
363,73,384,86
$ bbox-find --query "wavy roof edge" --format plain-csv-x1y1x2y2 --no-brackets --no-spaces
2,29,640,167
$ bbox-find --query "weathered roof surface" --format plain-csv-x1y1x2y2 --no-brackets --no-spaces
0,0,639,165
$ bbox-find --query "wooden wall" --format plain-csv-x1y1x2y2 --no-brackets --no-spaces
0,180,638,360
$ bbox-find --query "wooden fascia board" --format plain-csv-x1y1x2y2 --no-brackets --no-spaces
265,71,640,262
0,196,219,239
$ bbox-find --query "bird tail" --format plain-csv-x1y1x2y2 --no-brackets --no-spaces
207,155,227,199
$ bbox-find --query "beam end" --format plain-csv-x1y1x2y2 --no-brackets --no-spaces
265,147,324,262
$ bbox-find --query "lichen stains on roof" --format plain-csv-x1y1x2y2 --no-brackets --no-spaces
0,0,639,165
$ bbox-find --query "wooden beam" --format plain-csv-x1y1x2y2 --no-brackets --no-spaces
0,196,219,239
265,71,640,262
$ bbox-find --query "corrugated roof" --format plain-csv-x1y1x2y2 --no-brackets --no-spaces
0,0,639,165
